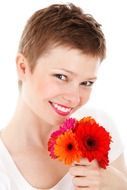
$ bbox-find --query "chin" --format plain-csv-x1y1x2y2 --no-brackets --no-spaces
51,116,69,127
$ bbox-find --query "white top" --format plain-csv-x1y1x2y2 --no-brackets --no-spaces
0,109,124,190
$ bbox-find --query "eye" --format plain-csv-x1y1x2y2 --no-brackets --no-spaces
53,74,67,81
81,81,94,87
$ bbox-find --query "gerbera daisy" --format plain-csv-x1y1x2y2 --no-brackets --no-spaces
79,116,96,124
75,117,111,167
48,118,76,158
98,154,109,169
54,131,81,165
48,130,63,158
60,118,77,132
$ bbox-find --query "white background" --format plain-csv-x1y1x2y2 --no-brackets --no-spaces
0,0,127,161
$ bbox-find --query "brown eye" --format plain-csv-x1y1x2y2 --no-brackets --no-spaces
53,74,67,81
81,81,94,87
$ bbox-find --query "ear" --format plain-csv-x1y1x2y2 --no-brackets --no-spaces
16,53,30,82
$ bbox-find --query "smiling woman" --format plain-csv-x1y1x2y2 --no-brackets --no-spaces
18,46,99,126
0,2,127,190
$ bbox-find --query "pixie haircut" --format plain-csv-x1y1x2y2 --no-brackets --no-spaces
18,3,106,71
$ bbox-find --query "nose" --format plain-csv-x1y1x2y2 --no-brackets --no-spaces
62,87,81,107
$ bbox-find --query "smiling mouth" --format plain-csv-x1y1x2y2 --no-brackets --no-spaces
49,101,72,116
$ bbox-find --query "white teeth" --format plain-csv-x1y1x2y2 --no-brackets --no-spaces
52,103,71,113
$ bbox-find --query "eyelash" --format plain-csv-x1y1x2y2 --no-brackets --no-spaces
80,81,94,87
53,73,94,87
53,74,67,81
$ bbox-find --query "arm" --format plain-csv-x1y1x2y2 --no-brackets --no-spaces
100,153,127,190
69,154,127,190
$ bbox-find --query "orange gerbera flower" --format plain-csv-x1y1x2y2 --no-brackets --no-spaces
54,131,81,165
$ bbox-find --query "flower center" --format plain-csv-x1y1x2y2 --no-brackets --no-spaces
67,143,73,150
85,136,97,150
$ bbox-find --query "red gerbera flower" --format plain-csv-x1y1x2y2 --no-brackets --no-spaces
75,117,111,168
98,154,109,169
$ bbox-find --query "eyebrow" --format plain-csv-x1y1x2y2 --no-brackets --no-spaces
52,68,97,80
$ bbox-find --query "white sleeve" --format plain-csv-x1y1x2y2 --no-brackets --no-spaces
72,107,124,163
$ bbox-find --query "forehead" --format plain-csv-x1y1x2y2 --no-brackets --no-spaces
36,46,100,76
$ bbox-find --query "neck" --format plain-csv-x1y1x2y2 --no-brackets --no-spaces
1,97,56,150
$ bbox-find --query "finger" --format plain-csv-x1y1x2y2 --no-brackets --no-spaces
69,166,100,177
75,186,89,190
73,158,90,166
73,176,100,187
75,187,98,190
74,159,99,170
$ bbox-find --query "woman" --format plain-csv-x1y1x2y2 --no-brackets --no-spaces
0,3,126,190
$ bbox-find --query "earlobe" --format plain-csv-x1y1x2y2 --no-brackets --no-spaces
16,53,28,81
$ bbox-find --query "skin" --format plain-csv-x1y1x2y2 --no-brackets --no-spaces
70,159,101,190
70,155,127,190
18,46,99,128
1,46,127,190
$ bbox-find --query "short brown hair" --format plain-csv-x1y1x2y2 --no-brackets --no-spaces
18,3,106,71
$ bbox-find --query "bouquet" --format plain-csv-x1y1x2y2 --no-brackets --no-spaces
48,116,112,169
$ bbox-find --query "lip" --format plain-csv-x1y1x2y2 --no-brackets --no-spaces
49,101,72,116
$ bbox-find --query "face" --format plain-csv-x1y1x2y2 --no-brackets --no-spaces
20,46,100,126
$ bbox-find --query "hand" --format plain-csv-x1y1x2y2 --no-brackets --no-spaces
69,158,101,190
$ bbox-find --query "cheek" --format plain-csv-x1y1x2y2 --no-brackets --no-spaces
81,89,92,105
35,80,61,99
